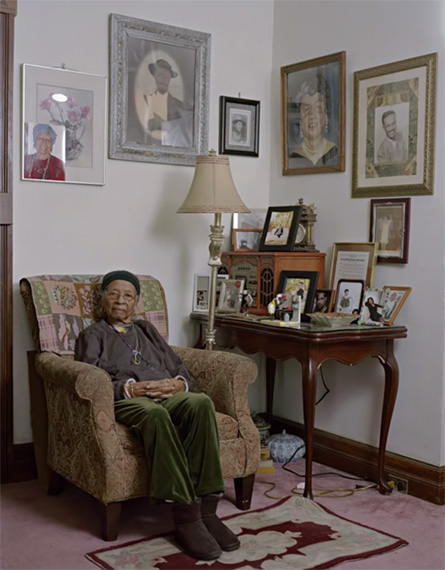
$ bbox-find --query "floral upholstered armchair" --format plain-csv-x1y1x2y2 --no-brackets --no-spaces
20,274,260,541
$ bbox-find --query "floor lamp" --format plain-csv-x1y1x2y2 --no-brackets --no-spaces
178,151,250,350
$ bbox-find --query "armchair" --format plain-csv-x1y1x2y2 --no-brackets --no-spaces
20,274,260,540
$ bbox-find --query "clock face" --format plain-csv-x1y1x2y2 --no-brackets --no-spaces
295,223,306,244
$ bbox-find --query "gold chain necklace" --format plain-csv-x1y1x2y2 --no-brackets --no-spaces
30,154,50,179
111,323,143,365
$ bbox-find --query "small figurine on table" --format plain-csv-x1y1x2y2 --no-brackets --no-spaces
241,289,253,315
267,293,288,320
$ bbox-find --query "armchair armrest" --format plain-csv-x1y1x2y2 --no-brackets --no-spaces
171,346,257,420
35,352,125,481
36,352,114,404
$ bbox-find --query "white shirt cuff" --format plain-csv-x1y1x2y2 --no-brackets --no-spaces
175,375,189,392
123,378,136,399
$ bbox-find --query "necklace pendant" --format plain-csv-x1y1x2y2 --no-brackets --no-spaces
132,350,142,365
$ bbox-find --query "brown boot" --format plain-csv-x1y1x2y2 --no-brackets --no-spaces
200,495,241,551
172,500,222,560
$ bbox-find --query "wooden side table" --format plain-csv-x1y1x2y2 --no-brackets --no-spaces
191,312,408,500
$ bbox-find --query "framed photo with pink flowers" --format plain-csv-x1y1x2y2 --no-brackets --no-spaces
22,64,106,185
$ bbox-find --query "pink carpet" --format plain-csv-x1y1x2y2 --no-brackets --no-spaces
1,461,444,570
86,495,407,570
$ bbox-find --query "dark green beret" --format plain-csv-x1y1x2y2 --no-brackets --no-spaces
101,270,141,295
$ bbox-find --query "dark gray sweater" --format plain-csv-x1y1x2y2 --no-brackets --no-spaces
74,319,193,400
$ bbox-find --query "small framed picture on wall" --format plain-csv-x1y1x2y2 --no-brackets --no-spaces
370,198,411,264
219,96,260,157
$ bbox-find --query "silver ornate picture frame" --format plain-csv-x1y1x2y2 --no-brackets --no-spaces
109,14,211,167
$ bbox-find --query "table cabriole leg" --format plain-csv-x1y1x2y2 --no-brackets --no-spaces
377,342,399,494
302,357,318,500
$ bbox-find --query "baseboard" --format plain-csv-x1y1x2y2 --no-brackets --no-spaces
271,416,444,506
9,432,444,506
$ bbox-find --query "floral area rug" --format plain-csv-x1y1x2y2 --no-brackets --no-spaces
86,496,407,570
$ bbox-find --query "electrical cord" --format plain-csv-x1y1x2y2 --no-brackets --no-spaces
258,366,378,498
315,366,330,405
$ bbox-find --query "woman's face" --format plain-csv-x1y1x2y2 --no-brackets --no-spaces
300,92,326,142
35,133,53,159
102,279,138,325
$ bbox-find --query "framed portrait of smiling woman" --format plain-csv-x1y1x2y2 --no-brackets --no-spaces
281,51,345,176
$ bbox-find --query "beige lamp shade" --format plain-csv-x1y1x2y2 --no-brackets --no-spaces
177,154,250,214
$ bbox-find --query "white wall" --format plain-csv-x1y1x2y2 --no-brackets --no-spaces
13,0,274,443
271,0,445,466
13,0,445,469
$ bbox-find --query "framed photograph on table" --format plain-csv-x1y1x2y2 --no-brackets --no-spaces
192,274,210,312
281,51,346,176
352,52,437,197
276,270,319,317
217,279,245,313
232,229,262,251
311,289,334,313
380,286,412,325
22,64,106,185
219,96,260,157
334,279,365,315
329,242,378,291
109,13,211,167
259,205,302,252
370,198,411,264
358,287,387,326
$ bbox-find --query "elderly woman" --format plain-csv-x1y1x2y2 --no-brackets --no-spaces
24,123,65,181
74,270,239,561
289,73,338,167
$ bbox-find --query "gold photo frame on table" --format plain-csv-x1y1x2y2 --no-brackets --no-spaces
352,52,437,197
380,286,412,325
329,242,378,292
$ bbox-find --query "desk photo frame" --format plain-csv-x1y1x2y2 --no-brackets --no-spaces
259,205,302,252
277,270,319,316
329,242,378,291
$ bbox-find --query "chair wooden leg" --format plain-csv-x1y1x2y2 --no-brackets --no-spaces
47,469,64,495
100,501,122,541
234,473,255,510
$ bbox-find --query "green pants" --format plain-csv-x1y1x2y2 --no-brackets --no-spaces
114,392,225,504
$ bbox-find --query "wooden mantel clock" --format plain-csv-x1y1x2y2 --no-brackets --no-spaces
294,198,318,252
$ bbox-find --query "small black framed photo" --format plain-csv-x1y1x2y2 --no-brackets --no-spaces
219,96,260,157
370,198,411,264
312,289,334,313
259,205,302,252
334,279,365,315
276,270,319,316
